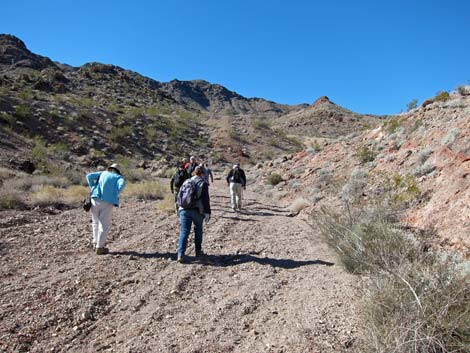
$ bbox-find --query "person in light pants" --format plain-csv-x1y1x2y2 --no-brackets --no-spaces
226,163,247,211
86,163,126,255
91,198,113,250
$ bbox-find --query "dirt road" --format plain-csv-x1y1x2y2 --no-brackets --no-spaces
1,180,361,352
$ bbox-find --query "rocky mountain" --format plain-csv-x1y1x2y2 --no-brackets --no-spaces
273,96,383,139
0,34,384,176
253,88,470,254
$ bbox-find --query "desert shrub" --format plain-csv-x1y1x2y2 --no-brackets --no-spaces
0,187,26,210
15,104,31,119
290,197,310,213
253,119,270,130
266,173,283,186
355,145,377,164
383,118,401,133
125,168,149,183
31,185,66,206
109,125,132,142
313,201,470,353
417,147,434,164
286,136,303,151
123,181,165,200
268,137,279,147
435,91,450,102
406,99,418,111
144,126,158,141
31,138,49,168
340,168,368,203
413,162,436,177
457,85,469,96
441,128,460,146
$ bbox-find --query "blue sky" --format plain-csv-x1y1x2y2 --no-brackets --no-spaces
2,0,470,114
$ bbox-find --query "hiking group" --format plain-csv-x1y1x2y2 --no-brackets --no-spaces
85,157,246,263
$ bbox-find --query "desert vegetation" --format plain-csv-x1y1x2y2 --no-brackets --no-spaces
313,172,470,353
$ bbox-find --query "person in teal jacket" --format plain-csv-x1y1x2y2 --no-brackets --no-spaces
86,163,126,255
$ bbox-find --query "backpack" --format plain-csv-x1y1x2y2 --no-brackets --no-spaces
177,178,203,209
233,168,241,183
174,169,188,188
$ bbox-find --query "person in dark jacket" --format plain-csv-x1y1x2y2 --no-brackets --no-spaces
226,163,246,211
177,166,211,263
170,161,190,211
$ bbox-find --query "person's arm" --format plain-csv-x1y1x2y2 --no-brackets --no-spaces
117,177,126,193
209,170,214,183
170,175,175,194
226,170,232,185
201,183,211,214
86,172,101,189
241,170,247,188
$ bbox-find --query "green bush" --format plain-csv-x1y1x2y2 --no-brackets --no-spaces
457,85,469,96
15,104,31,119
266,173,283,186
109,126,132,142
435,91,450,102
355,145,377,164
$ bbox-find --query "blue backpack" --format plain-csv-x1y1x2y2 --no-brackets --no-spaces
177,178,203,209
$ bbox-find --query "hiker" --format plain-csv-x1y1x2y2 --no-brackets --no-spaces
226,163,246,211
176,166,211,263
170,161,190,211
200,162,214,186
86,163,126,255
185,156,198,176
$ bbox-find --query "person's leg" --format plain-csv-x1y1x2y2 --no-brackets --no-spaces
236,183,243,209
191,210,204,255
230,183,237,210
90,199,100,247
97,202,113,248
174,187,179,212
177,210,192,258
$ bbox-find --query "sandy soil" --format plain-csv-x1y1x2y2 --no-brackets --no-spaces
0,180,361,353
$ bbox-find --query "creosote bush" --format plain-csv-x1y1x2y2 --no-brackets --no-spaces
266,173,283,186
435,91,450,102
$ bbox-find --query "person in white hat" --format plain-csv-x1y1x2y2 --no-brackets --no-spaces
86,163,126,254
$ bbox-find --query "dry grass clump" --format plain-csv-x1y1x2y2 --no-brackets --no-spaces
313,205,470,352
289,197,310,213
30,185,89,206
0,188,26,210
156,193,176,214
123,181,165,200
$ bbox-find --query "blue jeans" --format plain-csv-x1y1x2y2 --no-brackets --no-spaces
177,209,204,257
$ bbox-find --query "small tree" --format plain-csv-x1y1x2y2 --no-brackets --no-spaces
406,99,418,111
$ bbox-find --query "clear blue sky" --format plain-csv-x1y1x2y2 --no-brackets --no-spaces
2,0,470,114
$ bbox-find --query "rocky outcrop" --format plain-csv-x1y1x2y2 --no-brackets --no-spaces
0,34,56,70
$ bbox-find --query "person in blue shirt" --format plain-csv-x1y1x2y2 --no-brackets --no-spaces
86,163,126,255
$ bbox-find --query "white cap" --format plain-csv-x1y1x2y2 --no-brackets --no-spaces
108,163,121,174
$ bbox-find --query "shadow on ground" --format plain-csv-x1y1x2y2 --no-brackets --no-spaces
109,251,334,269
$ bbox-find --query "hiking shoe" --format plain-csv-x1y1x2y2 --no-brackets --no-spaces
195,250,205,258
96,247,109,255
177,255,186,263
